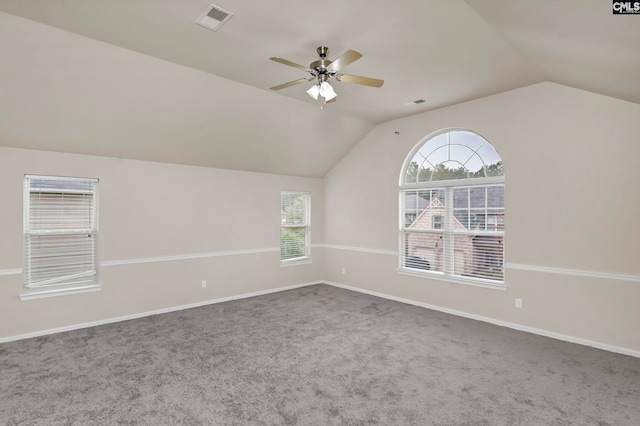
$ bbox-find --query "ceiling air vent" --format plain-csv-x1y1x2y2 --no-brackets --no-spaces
404,99,426,106
196,4,233,31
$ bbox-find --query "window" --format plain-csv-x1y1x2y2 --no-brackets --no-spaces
432,215,443,229
24,175,99,294
280,191,310,263
400,130,505,286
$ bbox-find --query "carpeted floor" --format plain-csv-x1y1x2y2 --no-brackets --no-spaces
1,284,639,425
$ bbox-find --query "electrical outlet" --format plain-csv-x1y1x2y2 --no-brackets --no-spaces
201,280,207,289
515,298,522,309
341,267,346,275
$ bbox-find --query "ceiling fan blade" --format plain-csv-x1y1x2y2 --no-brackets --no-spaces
269,57,311,72
327,50,362,72
337,74,384,88
270,78,312,91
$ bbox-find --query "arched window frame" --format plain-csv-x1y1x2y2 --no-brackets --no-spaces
399,129,505,289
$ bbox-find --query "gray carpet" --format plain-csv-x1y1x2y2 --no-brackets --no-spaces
1,284,639,425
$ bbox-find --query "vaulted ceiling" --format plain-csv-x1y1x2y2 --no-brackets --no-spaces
1,0,638,177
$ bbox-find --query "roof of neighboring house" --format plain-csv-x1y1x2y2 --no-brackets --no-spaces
453,186,504,209
404,194,432,213
405,186,504,212
409,197,467,231
406,186,505,230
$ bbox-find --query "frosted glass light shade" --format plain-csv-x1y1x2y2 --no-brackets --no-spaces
319,81,337,100
306,84,320,100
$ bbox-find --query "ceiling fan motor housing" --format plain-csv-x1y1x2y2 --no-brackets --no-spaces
310,47,334,78
310,59,334,77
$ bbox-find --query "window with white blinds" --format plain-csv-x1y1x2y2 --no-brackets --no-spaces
24,175,98,290
280,191,310,263
400,130,505,286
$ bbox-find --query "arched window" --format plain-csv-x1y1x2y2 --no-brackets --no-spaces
399,130,505,286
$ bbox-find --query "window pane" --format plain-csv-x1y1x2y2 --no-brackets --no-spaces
450,145,474,165
417,162,433,183
404,161,419,183
462,236,504,281
450,131,486,151
465,154,485,178
26,233,96,287
403,189,445,229
453,210,471,230
486,210,505,231
281,193,308,226
24,176,98,289
431,161,468,180
469,187,487,208
426,146,449,167
403,191,424,228
29,193,94,230
477,144,502,174
280,192,309,262
417,132,449,158
487,186,505,208
469,209,486,230
403,231,443,273
281,227,307,260
453,188,469,208
451,235,503,281
485,161,503,177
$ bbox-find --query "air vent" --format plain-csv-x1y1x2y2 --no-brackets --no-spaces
196,4,233,31
404,99,426,106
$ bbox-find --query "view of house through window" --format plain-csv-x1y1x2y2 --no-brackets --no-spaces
280,191,310,263
24,175,99,291
400,130,504,285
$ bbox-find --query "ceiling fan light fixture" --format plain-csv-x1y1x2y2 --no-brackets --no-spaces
306,84,320,100
270,46,382,106
319,81,337,101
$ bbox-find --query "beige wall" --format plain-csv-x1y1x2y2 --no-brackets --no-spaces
323,82,640,352
0,147,324,338
1,82,639,355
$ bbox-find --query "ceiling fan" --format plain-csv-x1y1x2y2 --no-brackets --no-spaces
269,46,384,105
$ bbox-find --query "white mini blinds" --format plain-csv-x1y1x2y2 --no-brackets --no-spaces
24,175,98,289
280,192,310,263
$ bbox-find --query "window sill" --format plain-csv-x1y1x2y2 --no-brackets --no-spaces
20,283,101,301
280,257,312,267
397,268,506,291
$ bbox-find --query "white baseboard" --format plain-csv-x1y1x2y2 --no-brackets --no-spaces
0,281,321,344
323,281,640,359
3,279,639,359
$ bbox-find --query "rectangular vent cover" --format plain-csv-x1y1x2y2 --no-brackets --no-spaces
196,4,233,31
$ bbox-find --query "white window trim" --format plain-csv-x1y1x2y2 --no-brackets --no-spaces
399,130,505,289
280,257,313,267
20,283,101,301
280,191,311,265
397,267,507,290
398,182,506,289
23,175,100,300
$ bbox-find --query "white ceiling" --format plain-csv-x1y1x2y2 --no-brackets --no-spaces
0,0,638,177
